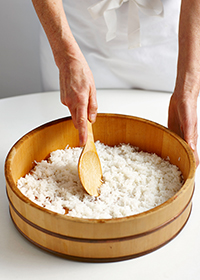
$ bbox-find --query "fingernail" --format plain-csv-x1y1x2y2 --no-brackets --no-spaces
89,114,96,123
189,142,196,151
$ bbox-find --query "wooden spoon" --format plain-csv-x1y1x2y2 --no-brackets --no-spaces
78,120,103,196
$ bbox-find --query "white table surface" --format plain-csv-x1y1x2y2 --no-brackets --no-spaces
1,89,200,280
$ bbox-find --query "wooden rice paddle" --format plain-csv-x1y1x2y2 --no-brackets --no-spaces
78,120,103,196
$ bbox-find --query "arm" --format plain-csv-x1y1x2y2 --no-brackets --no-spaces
168,0,200,167
32,0,98,146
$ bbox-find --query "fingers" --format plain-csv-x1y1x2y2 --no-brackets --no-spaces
75,87,98,146
61,89,88,147
88,87,98,123
179,101,199,167
186,137,199,168
75,104,88,147
182,118,199,167
60,76,97,146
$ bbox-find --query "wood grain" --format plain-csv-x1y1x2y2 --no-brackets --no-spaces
5,114,196,261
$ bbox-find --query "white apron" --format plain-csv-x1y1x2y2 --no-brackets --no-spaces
39,0,181,92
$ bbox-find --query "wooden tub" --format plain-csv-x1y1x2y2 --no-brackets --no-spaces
5,114,196,262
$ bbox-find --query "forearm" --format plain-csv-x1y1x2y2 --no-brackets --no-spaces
31,0,80,68
175,0,200,99
168,0,200,166
32,0,97,146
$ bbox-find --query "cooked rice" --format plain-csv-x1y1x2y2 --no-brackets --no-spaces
17,141,183,219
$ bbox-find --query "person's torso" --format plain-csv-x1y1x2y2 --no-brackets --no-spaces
41,0,181,92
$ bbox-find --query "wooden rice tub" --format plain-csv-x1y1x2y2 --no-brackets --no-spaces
5,113,196,262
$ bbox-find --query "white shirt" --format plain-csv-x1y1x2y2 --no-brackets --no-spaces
39,0,181,92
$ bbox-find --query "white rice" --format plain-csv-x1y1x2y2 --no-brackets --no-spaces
17,142,183,219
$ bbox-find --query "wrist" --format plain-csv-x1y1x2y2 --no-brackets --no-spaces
51,29,83,70
174,70,200,101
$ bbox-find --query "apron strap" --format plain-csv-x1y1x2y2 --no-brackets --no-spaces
88,0,164,48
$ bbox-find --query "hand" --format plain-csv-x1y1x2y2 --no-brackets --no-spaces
168,92,199,167
58,49,98,146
